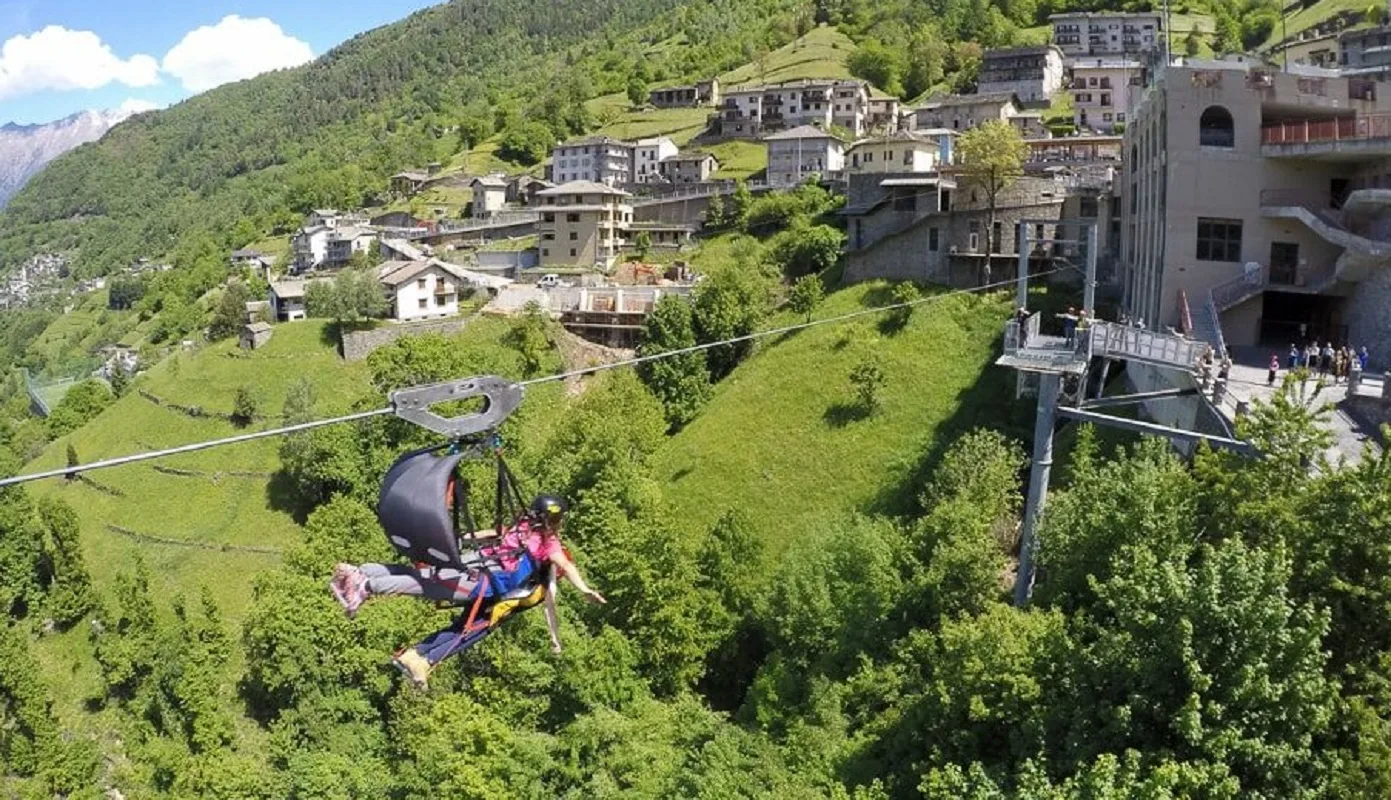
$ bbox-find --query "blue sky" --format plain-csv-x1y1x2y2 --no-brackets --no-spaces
0,0,439,124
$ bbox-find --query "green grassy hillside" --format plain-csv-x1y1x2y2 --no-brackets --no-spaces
654,281,1032,552
26,321,370,623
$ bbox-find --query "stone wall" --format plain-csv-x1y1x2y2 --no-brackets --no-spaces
341,316,474,361
633,194,712,225
1344,267,1391,370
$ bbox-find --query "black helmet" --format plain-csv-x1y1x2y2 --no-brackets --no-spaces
530,494,568,524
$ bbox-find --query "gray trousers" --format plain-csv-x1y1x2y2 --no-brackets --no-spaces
361,563,481,604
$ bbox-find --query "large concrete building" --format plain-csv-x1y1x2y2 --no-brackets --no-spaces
846,131,942,174
550,137,637,186
764,126,847,187
1122,59,1391,365
1051,12,1164,60
1338,26,1391,81
978,46,1066,104
909,93,1021,132
712,79,874,138
1070,58,1146,133
536,181,632,268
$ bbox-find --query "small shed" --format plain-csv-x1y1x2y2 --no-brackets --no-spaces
240,321,273,350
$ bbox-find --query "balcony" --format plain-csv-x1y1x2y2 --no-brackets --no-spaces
1262,113,1391,158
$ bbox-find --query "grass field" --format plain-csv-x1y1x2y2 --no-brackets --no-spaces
719,25,854,87
653,280,1034,553
1262,0,1366,48
26,290,140,378
708,140,767,178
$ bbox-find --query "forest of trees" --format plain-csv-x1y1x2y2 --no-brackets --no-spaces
4,284,1391,796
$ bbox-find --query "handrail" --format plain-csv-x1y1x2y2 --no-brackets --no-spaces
1211,264,1268,312
1262,113,1391,145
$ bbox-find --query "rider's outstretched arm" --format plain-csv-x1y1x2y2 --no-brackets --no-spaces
549,551,605,604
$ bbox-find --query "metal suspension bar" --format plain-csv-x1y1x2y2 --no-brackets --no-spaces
1015,372,1060,607
1056,407,1258,456
1080,388,1199,409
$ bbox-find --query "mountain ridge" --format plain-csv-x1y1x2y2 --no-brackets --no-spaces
0,108,143,209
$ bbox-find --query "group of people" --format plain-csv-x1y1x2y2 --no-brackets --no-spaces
1282,342,1370,385
1055,306,1098,347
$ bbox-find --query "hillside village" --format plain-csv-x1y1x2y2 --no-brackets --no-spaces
9,0,1391,796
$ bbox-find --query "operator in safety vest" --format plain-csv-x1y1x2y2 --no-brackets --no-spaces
330,495,605,684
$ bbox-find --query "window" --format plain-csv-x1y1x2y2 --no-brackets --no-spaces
929,227,939,251
417,278,427,290
969,220,980,252
1199,106,1234,147
542,248,549,257
569,248,577,257
567,213,580,222
435,295,447,306
1196,218,1242,261
568,231,578,241
992,221,1002,252
542,233,555,241
543,212,555,222
418,298,428,309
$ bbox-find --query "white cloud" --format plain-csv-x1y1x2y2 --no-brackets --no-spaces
0,25,159,100
116,98,160,116
161,15,312,93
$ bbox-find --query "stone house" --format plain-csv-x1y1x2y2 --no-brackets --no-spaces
909,93,1021,132
471,176,508,218
240,322,273,349
660,152,720,184
649,78,721,108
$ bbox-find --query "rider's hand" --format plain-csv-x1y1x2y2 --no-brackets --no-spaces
550,640,563,654
585,589,606,605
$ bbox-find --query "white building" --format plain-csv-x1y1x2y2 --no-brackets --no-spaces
268,280,311,321
634,136,679,183
977,46,1066,104
324,227,377,267
1070,58,1145,133
550,136,637,186
847,131,941,174
1050,12,1163,60
291,226,331,272
764,125,846,187
378,260,471,322
471,176,508,218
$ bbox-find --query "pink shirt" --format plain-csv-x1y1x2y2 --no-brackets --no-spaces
480,521,561,571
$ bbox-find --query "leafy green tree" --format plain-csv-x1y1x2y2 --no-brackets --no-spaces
787,274,823,322
93,559,160,699
65,443,79,477
282,377,317,425
0,620,97,792
232,386,258,427
705,192,727,229
848,40,906,96
634,230,653,261
208,281,251,341
691,266,769,381
47,379,113,437
771,223,844,277
506,301,553,377
109,366,130,397
458,115,493,150
1185,30,1203,57
637,295,712,429
498,121,555,166
37,497,94,627
108,276,146,310
957,120,1027,257
849,354,885,413
885,281,920,332
626,75,648,107
729,181,754,230
904,25,949,101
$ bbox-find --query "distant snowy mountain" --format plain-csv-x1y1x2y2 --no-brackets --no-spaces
0,106,150,209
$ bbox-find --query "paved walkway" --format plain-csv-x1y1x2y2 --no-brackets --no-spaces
1221,348,1385,465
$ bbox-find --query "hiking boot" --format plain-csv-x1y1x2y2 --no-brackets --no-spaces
330,566,368,619
393,648,432,688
